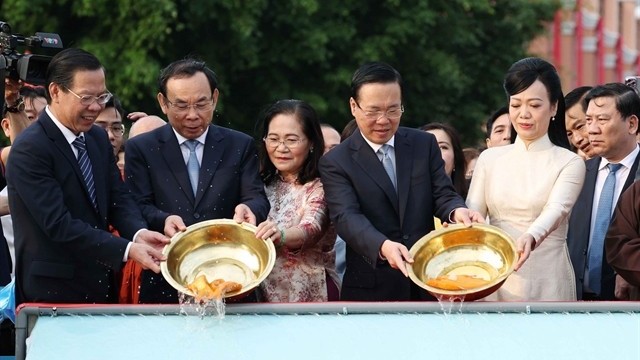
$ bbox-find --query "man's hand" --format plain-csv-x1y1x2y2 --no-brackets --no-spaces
135,229,170,250
514,233,536,271
451,208,485,226
127,111,148,122
615,274,634,300
128,243,165,273
234,204,256,225
164,215,187,237
380,240,414,277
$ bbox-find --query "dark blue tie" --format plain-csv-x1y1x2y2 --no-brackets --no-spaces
184,140,200,196
588,163,623,294
72,136,98,211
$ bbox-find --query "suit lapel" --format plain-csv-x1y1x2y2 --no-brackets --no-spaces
40,115,99,213
159,126,195,204
350,131,399,213
623,150,640,191
195,126,224,207
395,129,411,228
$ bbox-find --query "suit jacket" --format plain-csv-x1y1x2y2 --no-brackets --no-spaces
319,128,466,301
125,123,269,303
567,152,640,300
6,112,147,305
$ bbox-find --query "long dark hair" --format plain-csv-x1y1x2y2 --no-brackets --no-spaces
257,99,324,186
420,122,468,199
503,57,570,149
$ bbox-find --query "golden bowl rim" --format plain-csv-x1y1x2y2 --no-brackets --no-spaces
159,218,276,298
407,223,517,297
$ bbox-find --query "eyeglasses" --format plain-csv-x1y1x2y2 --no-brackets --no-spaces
354,100,404,121
95,122,125,136
164,97,214,114
263,137,306,149
64,87,112,106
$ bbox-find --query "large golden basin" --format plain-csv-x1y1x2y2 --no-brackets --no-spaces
408,223,517,301
161,219,276,300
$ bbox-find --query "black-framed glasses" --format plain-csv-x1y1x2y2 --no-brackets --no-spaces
95,122,125,136
263,137,307,149
64,86,112,106
354,99,404,121
164,96,214,114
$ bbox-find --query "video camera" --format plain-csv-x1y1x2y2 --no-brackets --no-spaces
0,21,63,86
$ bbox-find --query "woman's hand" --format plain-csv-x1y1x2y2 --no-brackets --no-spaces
255,220,283,246
514,233,536,271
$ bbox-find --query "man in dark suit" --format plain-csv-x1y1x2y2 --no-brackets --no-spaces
125,59,269,303
567,83,640,300
6,48,168,305
319,62,483,301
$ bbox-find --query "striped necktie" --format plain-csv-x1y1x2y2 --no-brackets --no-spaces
72,136,98,211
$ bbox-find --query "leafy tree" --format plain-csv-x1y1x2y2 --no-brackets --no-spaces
2,0,559,145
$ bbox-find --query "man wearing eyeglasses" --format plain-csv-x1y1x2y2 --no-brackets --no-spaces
319,62,484,301
95,96,126,157
125,58,269,303
5,48,170,306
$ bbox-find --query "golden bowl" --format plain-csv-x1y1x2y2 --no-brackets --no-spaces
160,219,276,300
407,223,517,301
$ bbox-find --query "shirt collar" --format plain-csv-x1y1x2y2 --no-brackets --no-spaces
598,144,640,171
46,105,85,145
361,131,395,153
173,127,209,146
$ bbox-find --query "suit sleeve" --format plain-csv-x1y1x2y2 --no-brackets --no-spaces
606,182,640,286
319,154,387,267
7,134,128,269
125,137,172,231
235,135,270,223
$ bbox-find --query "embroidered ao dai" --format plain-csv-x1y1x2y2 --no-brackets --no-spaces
260,177,338,302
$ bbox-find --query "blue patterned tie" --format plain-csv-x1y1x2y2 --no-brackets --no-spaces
588,163,623,295
184,140,200,196
72,136,98,211
378,144,397,190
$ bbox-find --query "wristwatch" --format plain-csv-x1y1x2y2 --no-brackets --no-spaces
5,96,25,113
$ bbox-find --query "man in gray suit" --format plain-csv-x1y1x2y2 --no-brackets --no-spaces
567,83,640,300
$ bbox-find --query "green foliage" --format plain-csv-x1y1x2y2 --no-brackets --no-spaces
1,0,559,145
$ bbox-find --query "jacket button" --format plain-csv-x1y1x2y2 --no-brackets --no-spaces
194,213,200,219
402,235,409,240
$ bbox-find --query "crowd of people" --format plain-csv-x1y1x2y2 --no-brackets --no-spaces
1,48,640,350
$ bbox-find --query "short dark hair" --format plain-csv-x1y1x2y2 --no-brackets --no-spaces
158,58,218,98
584,83,640,131
257,99,324,186
503,57,570,149
420,122,468,199
350,62,403,101
103,95,126,120
565,86,593,112
485,106,509,139
45,48,103,102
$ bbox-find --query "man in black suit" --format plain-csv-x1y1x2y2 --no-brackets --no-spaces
567,83,640,300
6,48,168,305
319,62,483,301
125,59,269,303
